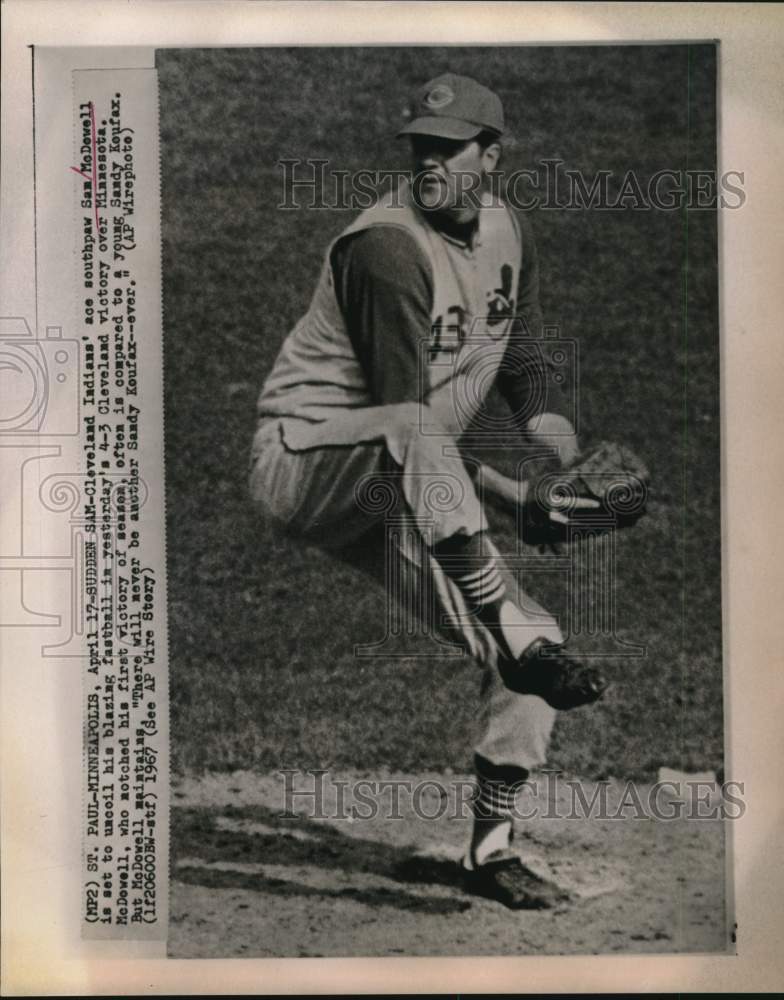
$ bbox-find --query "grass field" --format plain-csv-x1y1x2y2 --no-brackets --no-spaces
158,44,721,782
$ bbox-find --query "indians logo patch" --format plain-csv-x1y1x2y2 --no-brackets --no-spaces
486,263,516,328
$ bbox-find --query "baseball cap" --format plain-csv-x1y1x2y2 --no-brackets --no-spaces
397,72,504,141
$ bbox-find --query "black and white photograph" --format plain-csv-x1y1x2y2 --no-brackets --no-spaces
160,42,730,957
4,0,784,992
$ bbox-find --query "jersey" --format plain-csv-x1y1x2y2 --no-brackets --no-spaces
257,180,524,441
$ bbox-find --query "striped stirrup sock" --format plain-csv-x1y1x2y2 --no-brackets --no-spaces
473,755,529,820
474,769,520,819
433,531,537,661
466,757,530,869
451,561,507,608
432,532,508,615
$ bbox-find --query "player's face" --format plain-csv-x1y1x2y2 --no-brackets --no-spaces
410,134,500,222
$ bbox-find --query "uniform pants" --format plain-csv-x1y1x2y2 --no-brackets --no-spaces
249,405,560,771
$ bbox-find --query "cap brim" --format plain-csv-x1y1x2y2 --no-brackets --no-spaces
396,116,487,140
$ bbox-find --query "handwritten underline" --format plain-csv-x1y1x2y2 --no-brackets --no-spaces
70,100,100,232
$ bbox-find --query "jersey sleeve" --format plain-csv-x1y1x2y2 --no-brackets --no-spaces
496,210,573,426
330,225,434,405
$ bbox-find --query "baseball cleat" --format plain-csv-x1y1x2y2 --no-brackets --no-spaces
463,852,571,910
501,638,609,710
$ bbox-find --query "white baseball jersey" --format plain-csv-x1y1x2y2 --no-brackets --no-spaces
257,181,523,448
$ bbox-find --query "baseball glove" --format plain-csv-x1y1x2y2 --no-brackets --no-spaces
522,441,650,548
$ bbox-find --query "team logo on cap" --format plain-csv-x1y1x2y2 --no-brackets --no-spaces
424,84,454,109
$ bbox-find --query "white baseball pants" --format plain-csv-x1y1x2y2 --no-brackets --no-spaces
249,404,560,771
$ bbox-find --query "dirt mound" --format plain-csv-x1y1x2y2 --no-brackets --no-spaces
169,769,729,957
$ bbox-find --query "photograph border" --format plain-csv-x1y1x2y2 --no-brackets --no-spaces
2,1,783,994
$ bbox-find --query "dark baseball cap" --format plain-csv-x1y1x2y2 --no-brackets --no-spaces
397,72,504,140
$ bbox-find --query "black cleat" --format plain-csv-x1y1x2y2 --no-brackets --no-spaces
463,853,571,910
501,638,609,711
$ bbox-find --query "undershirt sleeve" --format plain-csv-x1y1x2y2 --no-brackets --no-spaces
331,225,434,405
513,209,544,338
496,210,573,425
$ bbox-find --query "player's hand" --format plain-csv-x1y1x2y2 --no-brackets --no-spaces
525,413,579,468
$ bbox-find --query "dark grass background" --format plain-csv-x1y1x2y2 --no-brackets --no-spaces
158,45,722,781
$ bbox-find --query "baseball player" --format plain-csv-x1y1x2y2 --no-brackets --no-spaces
250,73,608,909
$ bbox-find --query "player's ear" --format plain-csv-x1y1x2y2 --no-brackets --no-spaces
481,140,501,173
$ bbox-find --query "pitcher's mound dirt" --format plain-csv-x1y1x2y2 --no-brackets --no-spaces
169,769,730,957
